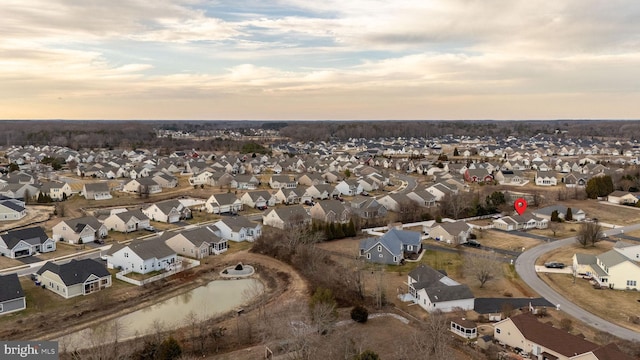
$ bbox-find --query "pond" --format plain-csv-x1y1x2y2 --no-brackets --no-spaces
58,278,262,351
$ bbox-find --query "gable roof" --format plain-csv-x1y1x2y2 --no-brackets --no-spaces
112,209,149,222
1,227,50,249
215,216,260,231
37,258,110,286
507,313,598,357
0,273,24,302
173,226,222,247
408,264,474,303
63,216,103,233
108,236,175,259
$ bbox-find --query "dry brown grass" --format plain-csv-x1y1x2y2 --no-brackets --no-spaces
528,222,581,239
479,229,543,252
536,241,640,334
562,199,640,225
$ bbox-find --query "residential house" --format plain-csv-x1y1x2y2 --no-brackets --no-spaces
262,205,311,230
426,183,458,201
573,245,640,290
0,273,26,315
607,191,638,205
122,177,162,194
188,170,215,186
406,190,437,208
349,197,388,220
406,264,475,312
562,173,588,188
310,200,352,223
152,172,178,188
82,182,112,200
334,179,363,196
297,173,325,186
205,193,243,214
52,216,108,244
427,221,472,245
231,174,260,190
359,229,422,265
492,214,548,232
464,169,494,184
36,259,111,299
494,313,633,360
213,216,262,242
0,183,40,200
165,226,227,258
107,236,178,274
0,199,27,221
39,181,73,200
357,178,379,192
103,209,150,233
535,171,558,186
322,171,343,184
0,227,56,258
377,193,412,212
494,170,528,186
269,175,298,189
240,190,276,209
273,186,312,205
143,199,191,223
306,184,334,200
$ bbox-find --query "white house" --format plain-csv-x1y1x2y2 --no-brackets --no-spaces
106,236,178,274
406,264,474,313
0,199,27,221
143,199,190,223
205,193,243,214
213,216,262,242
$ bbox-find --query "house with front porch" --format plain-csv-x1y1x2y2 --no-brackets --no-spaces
106,237,178,274
205,193,243,214
492,214,548,232
213,216,262,242
359,229,422,265
0,227,56,259
165,226,227,258
406,264,475,313
36,258,111,299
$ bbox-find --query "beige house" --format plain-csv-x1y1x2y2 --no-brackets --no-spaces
103,209,150,233
309,200,351,223
165,226,227,258
52,216,108,244
36,259,111,299
262,206,310,229
572,244,640,290
427,221,472,245
494,313,633,360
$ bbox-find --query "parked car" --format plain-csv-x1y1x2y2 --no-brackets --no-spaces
464,240,481,248
544,261,565,269
143,225,157,232
94,238,105,244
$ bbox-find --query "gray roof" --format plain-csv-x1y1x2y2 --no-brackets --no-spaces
0,200,25,212
598,249,630,268
149,199,183,215
63,216,103,233
245,190,273,201
271,205,309,221
359,229,421,256
174,226,223,247
210,192,240,205
114,209,149,222
84,182,110,192
316,199,348,214
408,264,474,303
37,259,110,286
108,236,175,259
0,273,24,302
433,221,471,235
1,227,50,249
215,216,260,231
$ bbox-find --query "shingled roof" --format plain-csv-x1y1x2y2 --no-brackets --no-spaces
0,273,24,302
37,259,110,286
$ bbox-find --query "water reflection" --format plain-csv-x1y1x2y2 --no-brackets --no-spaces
59,278,262,351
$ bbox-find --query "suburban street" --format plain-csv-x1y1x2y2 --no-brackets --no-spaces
516,223,640,342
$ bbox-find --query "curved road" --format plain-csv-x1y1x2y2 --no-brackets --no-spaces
516,224,640,342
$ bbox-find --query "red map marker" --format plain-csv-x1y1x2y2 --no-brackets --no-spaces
514,197,527,215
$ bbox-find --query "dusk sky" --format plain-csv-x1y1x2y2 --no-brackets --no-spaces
3,1,640,120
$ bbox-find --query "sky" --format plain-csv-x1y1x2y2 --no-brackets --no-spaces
2,0,640,120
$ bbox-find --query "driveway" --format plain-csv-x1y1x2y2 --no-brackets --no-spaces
516,223,640,342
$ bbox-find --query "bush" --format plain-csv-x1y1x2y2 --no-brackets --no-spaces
351,305,369,323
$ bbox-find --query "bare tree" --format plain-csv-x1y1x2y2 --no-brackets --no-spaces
576,221,604,248
441,192,470,220
372,267,386,309
463,253,503,288
548,221,560,238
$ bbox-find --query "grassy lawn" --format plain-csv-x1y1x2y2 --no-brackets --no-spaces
124,270,163,281
562,199,640,225
540,272,640,333
478,229,543,252
528,222,580,239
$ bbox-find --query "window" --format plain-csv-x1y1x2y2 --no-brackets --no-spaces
377,245,382,252
393,256,398,262
0,304,4,312
124,252,129,258
366,253,371,259
496,329,501,334
627,280,637,287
